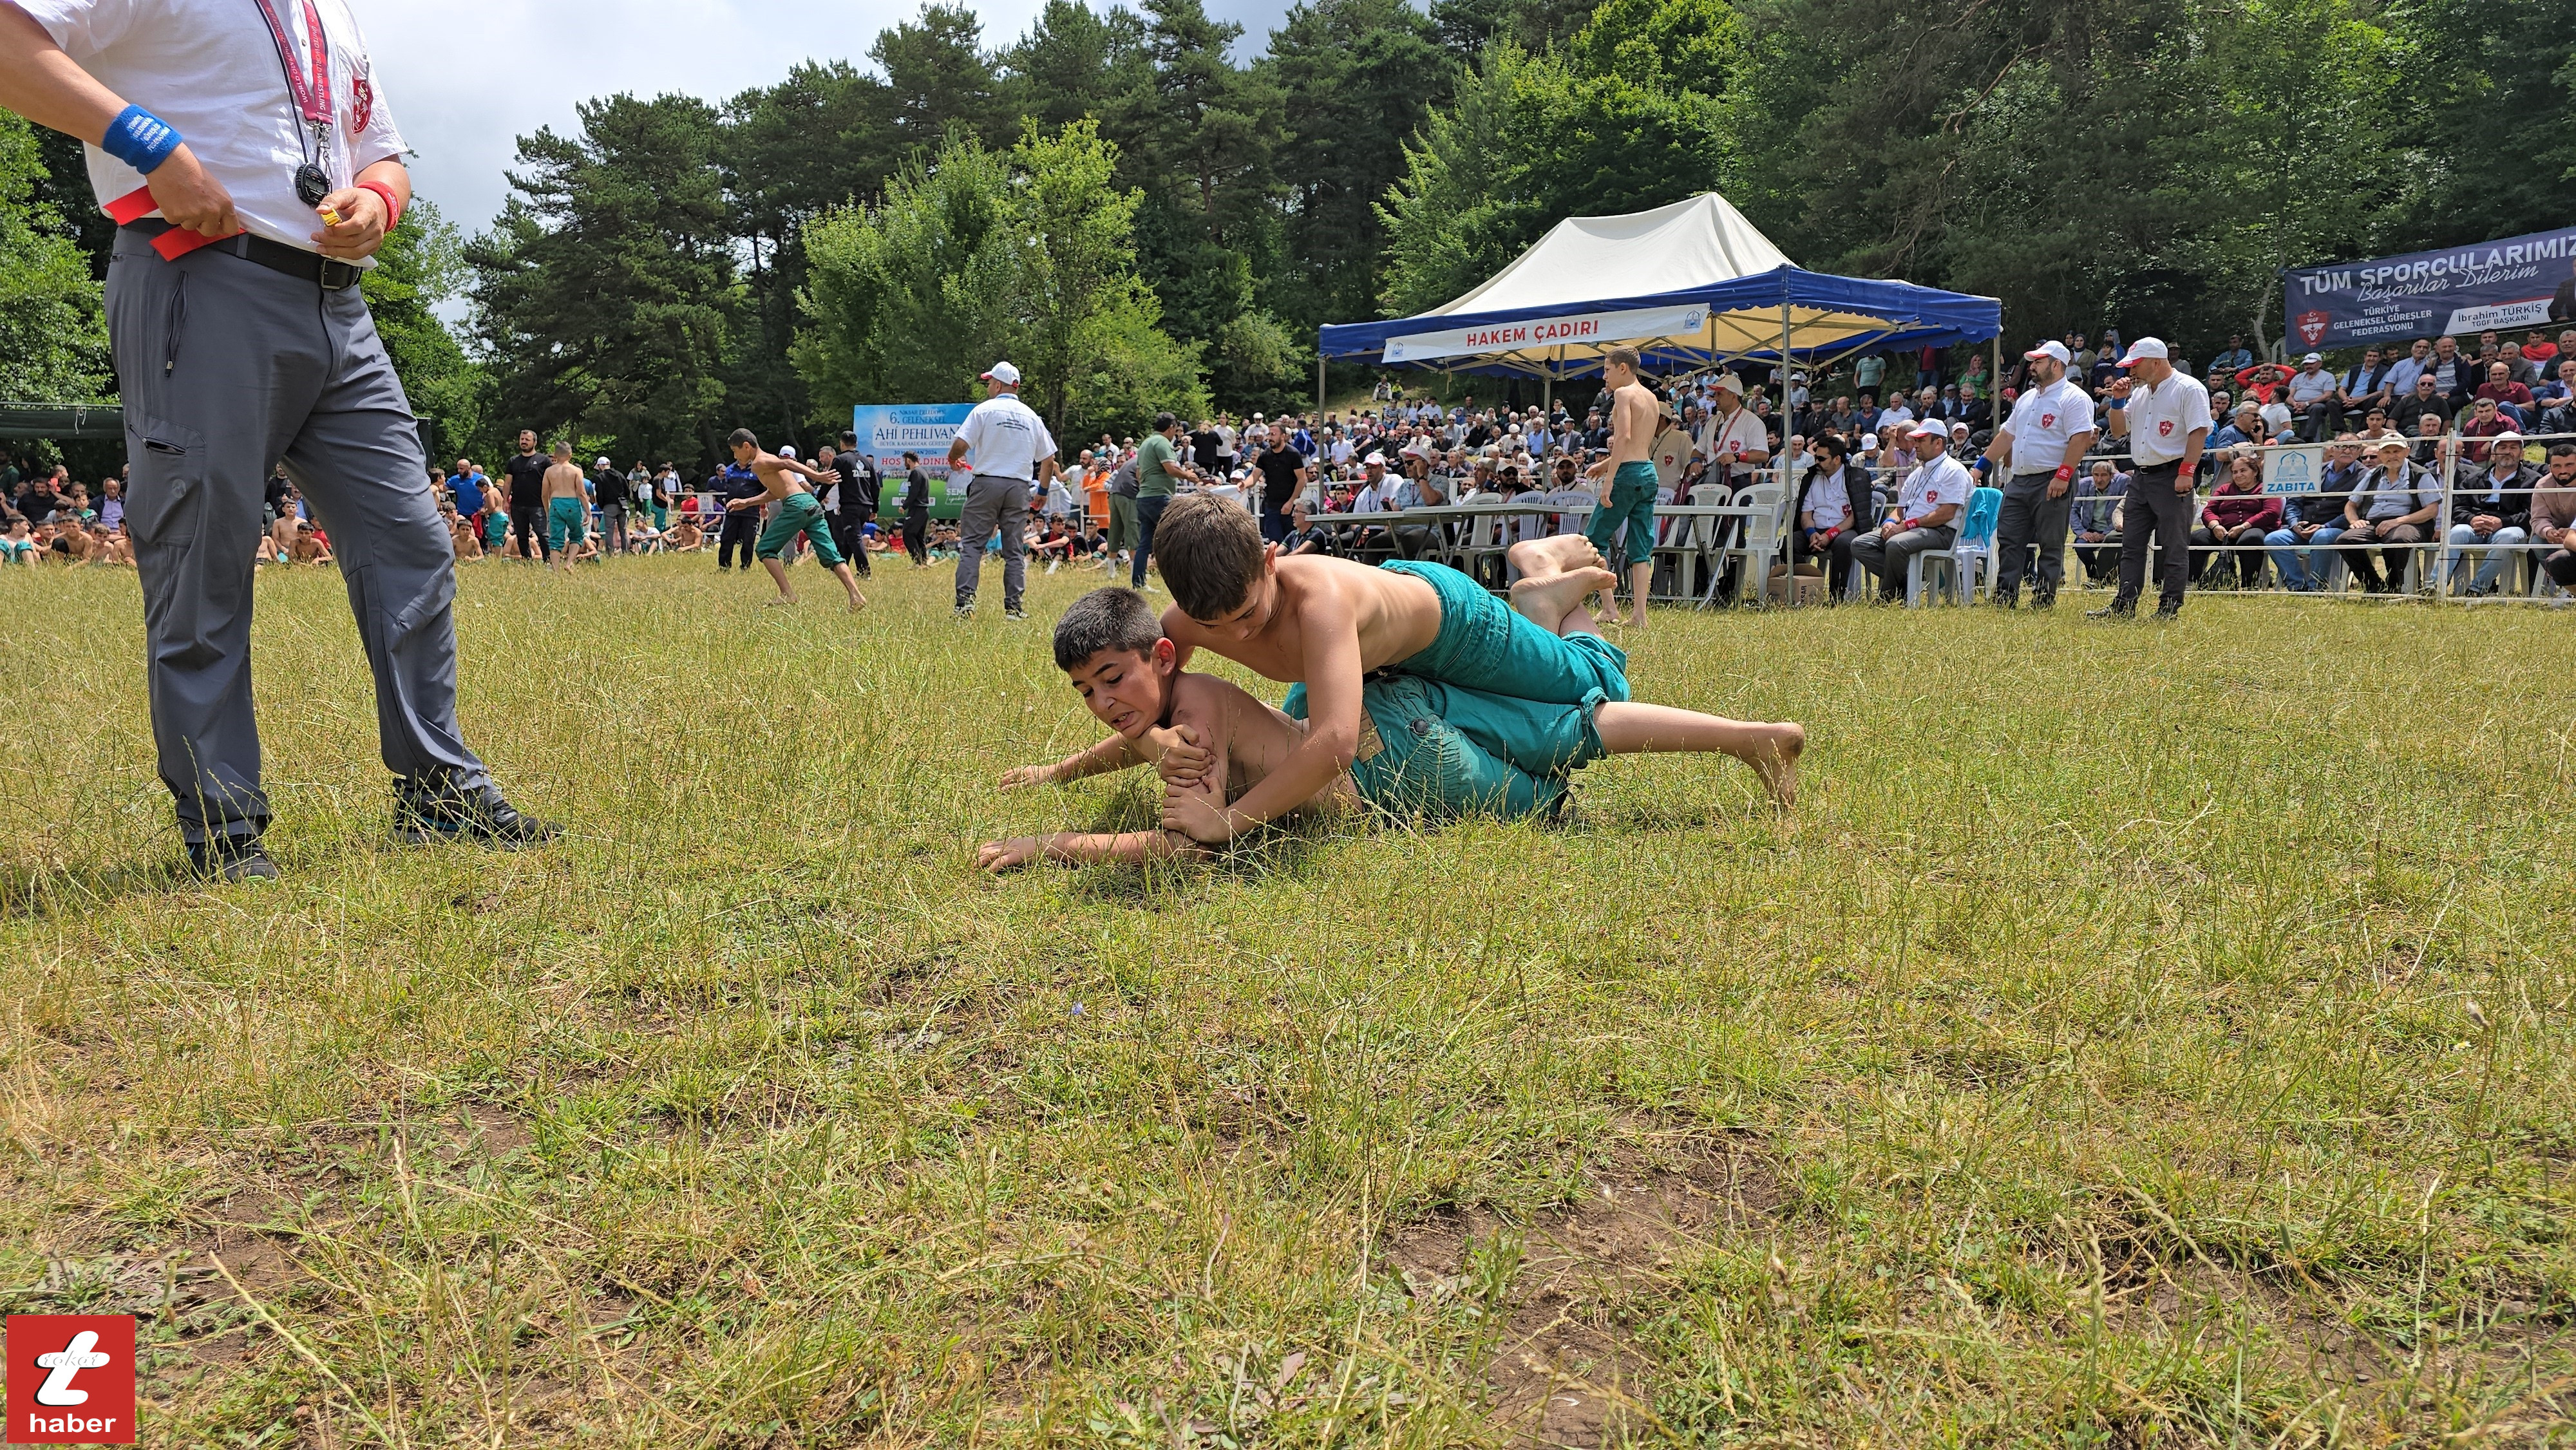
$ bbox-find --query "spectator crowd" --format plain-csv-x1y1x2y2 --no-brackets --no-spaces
14,323,2576,602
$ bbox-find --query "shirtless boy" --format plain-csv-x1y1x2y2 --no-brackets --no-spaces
1584,344,1662,626
542,442,589,571
976,587,1802,871
724,428,868,612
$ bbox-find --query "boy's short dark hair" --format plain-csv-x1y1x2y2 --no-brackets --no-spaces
1605,345,1642,372
727,428,759,449
1153,493,1266,620
1053,587,1164,672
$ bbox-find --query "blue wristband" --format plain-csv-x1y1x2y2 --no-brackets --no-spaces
102,105,183,174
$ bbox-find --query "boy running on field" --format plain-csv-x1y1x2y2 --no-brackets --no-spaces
724,428,868,612
976,586,1801,871
1135,494,1801,850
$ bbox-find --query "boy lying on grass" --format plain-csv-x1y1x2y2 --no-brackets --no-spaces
1138,493,1768,847
975,586,1802,871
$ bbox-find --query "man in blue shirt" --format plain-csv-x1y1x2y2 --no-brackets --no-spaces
448,458,486,526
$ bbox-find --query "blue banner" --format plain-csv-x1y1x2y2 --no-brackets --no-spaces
2286,225,2576,351
851,403,973,518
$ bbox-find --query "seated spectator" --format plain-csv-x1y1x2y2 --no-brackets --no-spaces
2070,460,2125,584
2353,405,2398,442
2264,436,2363,591
2445,431,2537,596
2541,361,2576,437
2340,438,2443,593
1793,433,1868,599
287,520,333,565
47,518,97,564
1,513,33,565
2533,444,2576,588
96,478,124,533
2287,352,2338,439
2400,373,2451,431
443,502,482,560
2234,360,2289,407
2208,334,2254,383
2336,346,2392,428
2459,394,2517,464
2410,411,2456,473
2474,361,2535,426
1850,424,1970,603
2496,341,2541,388
2190,453,2281,587
1280,497,1331,556
2529,330,2562,368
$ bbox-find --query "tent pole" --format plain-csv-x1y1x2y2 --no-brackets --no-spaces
1992,335,2003,417
1317,353,1326,421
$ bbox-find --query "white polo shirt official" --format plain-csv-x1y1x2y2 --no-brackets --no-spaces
2117,373,2214,466
1998,377,2096,474
21,0,407,261
951,391,1057,483
1894,453,1971,524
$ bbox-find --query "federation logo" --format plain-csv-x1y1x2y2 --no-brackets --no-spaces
2040,413,2056,429
5,1316,137,1444
2295,310,2331,347
351,70,374,133
2157,420,2175,437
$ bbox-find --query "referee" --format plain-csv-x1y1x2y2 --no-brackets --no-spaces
945,361,1059,621
2094,337,2212,620
1979,340,2096,609
0,0,553,880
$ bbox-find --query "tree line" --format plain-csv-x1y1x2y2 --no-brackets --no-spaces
2,0,2565,473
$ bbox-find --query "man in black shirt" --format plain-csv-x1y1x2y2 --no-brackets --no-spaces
822,438,876,577
715,460,766,570
502,431,551,561
591,456,629,554
1249,424,1309,543
899,450,932,565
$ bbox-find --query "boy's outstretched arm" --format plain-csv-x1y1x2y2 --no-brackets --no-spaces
1000,732,1142,789
1160,603,1360,843
978,831,1204,871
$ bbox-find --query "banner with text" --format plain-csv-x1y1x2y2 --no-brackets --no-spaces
1381,303,1710,364
852,403,973,518
2284,225,2576,350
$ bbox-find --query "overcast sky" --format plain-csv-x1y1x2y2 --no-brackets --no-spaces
364,0,1293,241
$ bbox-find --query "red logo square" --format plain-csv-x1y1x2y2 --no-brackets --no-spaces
5,1317,137,1445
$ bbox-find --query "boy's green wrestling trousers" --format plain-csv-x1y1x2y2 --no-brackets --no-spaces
1287,674,1614,822
756,491,844,567
1378,560,1631,703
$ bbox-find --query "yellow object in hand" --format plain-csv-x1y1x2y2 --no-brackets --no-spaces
317,205,343,226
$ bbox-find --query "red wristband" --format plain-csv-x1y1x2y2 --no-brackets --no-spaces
357,180,403,229
2053,464,2074,482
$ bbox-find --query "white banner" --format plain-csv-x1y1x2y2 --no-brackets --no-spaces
1381,303,1710,364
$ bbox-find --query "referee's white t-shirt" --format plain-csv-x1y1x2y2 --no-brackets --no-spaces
951,393,1059,483
22,0,408,262
2000,377,2096,473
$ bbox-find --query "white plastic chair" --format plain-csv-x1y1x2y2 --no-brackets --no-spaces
1908,487,2002,606
1704,482,1785,607
1446,491,1507,584
1651,483,1727,601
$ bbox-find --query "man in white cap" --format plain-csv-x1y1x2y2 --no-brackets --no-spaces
1979,339,2096,608
1850,420,1971,601
1697,370,1771,488
947,361,1059,621
2095,337,2211,619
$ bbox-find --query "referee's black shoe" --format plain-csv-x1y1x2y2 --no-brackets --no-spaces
186,833,279,883
393,772,561,849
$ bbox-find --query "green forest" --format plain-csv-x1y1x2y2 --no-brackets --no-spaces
3,0,2569,468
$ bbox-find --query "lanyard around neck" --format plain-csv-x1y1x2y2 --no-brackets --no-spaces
247,0,332,131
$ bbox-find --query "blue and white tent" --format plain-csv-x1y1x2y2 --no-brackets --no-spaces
1318,193,2002,381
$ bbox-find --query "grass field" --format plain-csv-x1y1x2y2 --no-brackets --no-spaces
3,554,2572,1447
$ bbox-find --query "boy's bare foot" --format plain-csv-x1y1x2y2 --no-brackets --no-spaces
1511,565,1618,627
1507,534,1606,581
1750,722,1804,811
764,596,798,608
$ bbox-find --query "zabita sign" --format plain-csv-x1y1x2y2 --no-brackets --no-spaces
2284,225,2576,349
1381,304,1709,364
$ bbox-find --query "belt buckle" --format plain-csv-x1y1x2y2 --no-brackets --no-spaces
319,257,360,290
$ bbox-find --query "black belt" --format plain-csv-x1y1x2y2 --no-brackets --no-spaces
2134,458,2183,471
120,219,365,290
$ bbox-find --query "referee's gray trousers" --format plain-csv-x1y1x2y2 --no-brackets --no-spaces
108,230,488,845
954,472,1029,611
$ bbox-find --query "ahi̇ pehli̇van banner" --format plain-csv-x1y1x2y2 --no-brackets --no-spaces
2284,225,2576,349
